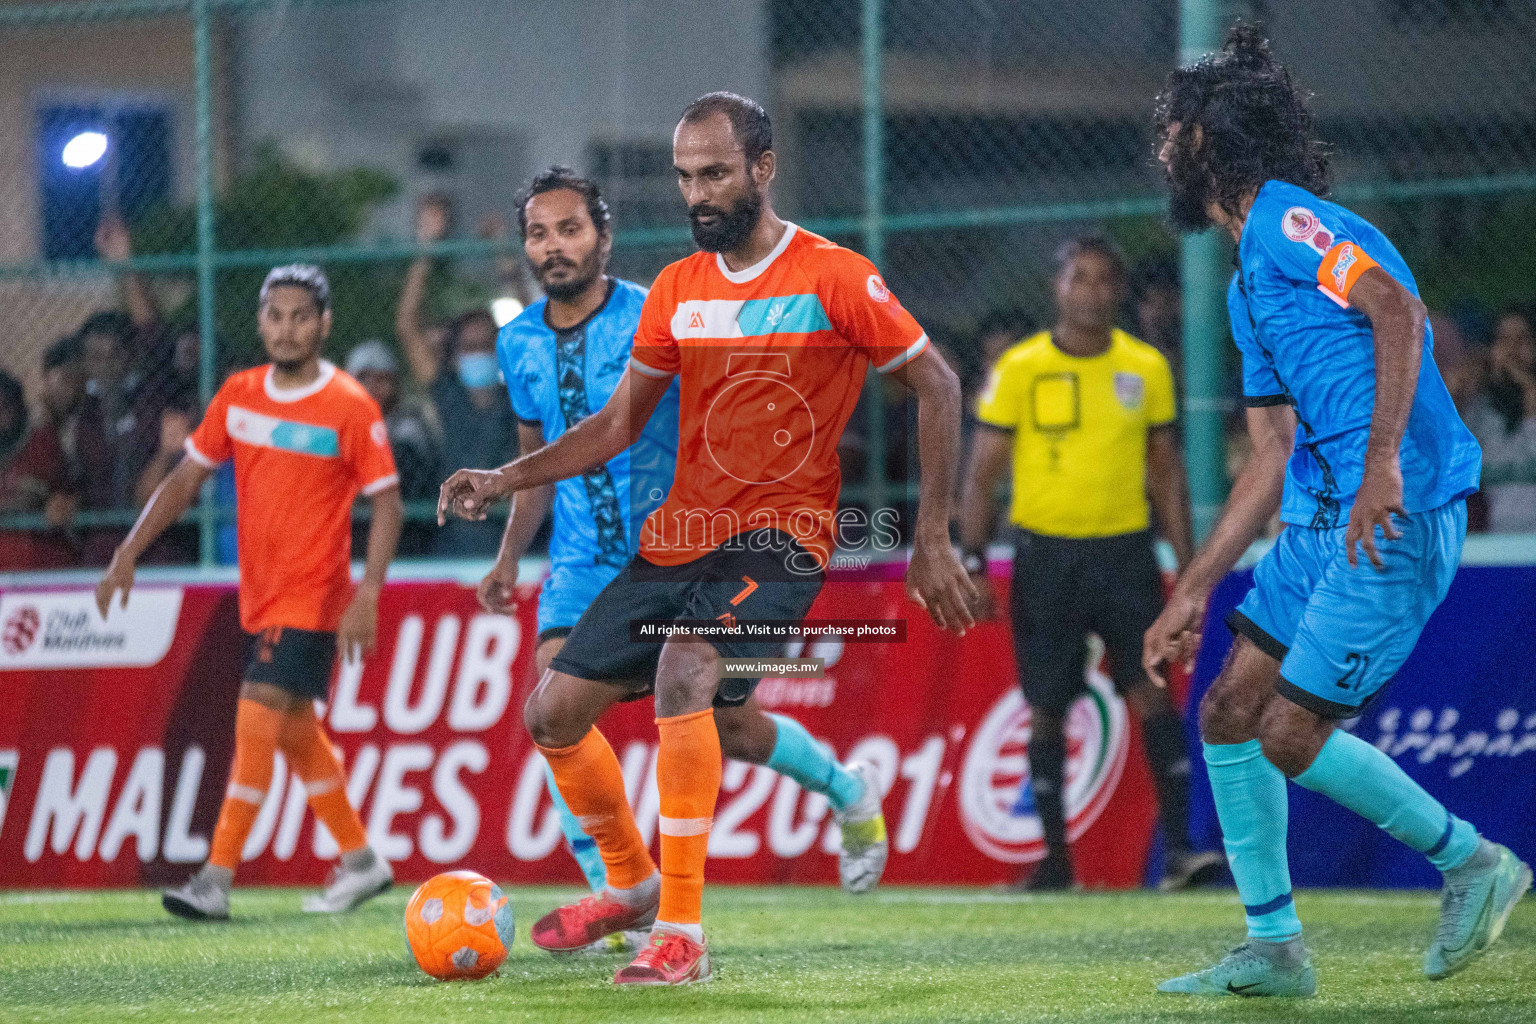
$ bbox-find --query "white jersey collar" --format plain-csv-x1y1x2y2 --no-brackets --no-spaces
715,222,798,284
264,359,336,403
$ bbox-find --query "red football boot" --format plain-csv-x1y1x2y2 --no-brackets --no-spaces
529,891,657,952
613,929,712,986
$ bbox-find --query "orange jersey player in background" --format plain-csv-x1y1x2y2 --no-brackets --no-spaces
439,92,977,986
96,265,403,921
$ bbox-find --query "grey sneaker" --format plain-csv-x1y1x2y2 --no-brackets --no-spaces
162,871,230,921
302,852,394,913
1158,943,1317,998
1424,841,1532,980
834,760,889,894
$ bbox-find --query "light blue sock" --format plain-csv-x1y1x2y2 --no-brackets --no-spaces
1293,729,1479,871
766,714,863,811
544,762,606,893
1205,740,1303,940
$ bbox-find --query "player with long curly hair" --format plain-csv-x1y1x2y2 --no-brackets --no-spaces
1145,25,1530,997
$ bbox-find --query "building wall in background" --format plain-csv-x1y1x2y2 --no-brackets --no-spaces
233,0,769,239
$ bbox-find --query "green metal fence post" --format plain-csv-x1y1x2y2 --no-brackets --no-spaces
193,0,218,566
861,0,888,520
1179,0,1228,542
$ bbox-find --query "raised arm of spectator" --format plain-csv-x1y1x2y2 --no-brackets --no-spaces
480,212,530,308
398,195,452,386
95,216,160,330
1146,424,1195,570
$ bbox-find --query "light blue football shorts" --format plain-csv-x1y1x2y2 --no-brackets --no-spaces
536,561,624,643
1228,500,1466,718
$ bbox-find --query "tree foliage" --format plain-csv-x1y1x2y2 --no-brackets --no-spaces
132,144,402,366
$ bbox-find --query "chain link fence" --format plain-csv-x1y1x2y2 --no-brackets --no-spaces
2,0,1535,566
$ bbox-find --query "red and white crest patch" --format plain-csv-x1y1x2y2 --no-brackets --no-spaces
1281,207,1320,243
1282,206,1334,254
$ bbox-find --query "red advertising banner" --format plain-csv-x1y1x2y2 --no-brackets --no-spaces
0,570,1162,889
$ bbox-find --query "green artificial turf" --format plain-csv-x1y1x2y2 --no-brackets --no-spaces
0,886,1531,1023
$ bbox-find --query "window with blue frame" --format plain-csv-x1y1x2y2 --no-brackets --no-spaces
36,102,171,260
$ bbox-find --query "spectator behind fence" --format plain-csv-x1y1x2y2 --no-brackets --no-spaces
976,309,1037,375
77,218,199,563
397,195,519,556
1465,307,1536,533
1131,258,1183,399
1131,259,1182,359
346,340,438,556
1427,310,1491,530
36,336,88,532
1430,311,1485,417
0,358,78,569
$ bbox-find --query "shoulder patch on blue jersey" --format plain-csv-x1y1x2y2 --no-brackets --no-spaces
1280,206,1334,255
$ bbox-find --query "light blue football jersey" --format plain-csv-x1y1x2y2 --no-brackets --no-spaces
498,278,679,572
1227,179,1480,528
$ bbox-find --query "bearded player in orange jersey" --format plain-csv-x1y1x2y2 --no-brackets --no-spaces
96,265,403,920
440,92,977,985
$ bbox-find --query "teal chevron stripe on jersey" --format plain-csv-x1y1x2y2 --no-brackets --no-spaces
736,294,833,336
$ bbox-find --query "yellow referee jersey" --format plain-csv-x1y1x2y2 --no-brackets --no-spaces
975,329,1176,538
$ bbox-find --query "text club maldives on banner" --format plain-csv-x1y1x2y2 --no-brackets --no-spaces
0,570,1162,889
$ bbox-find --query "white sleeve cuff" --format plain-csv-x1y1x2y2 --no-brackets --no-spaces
628,355,675,379
875,333,931,374
361,473,400,496
183,437,218,468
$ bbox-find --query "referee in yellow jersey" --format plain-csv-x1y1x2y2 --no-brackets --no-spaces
960,235,1221,891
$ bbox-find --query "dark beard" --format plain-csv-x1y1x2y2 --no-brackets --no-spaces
537,248,603,302
689,189,762,253
1166,146,1215,232
273,357,311,374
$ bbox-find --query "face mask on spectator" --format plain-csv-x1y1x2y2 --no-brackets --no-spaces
456,352,499,390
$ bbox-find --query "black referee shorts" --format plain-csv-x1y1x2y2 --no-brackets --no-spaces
1008,528,1166,717
549,529,825,708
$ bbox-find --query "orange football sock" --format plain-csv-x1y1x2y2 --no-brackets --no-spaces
279,704,368,855
208,698,283,871
655,708,721,927
539,728,656,891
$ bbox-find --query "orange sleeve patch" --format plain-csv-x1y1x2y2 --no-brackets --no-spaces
1316,241,1380,307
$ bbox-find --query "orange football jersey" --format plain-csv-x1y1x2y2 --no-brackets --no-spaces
629,224,928,568
185,362,398,632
